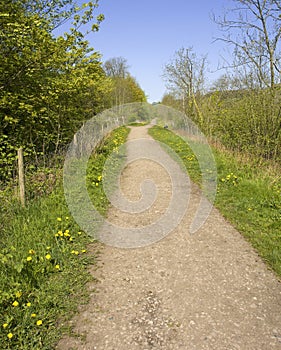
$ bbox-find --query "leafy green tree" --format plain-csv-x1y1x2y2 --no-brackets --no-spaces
104,57,146,106
0,0,110,182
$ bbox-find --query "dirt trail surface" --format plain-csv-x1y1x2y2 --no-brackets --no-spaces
57,126,281,350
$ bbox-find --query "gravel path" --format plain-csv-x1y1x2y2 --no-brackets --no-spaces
57,125,281,350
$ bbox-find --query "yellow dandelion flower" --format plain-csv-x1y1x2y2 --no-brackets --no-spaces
77,231,82,235
57,217,62,221
15,291,22,298
12,301,19,307
45,254,51,260
95,182,99,186
65,216,69,220
36,320,43,326
26,256,32,262
3,323,8,329
69,237,73,241
81,249,87,253
29,249,35,254
31,313,36,318
55,264,60,270
26,302,31,307
7,333,13,339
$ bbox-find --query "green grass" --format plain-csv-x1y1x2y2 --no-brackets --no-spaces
86,126,130,215
149,125,281,277
0,126,129,349
148,126,202,183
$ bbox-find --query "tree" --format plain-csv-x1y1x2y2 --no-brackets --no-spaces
162,47,207,125
104,57,129,78
213,0,281,89
0,0,108,181
104,57,146,106
209,0,281,161
123,75,146,103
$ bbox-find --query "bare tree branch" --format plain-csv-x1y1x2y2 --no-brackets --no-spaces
213,0,281,89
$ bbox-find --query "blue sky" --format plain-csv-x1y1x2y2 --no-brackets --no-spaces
86,0,232,102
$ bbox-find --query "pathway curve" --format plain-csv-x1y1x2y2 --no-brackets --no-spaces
57,125,281,350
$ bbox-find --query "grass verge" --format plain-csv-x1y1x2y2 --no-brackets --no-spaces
86,126,130,215
149,126,281,277
0,126,129,349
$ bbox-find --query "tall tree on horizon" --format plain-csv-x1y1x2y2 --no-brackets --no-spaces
104,57,146,106
162,47,207,125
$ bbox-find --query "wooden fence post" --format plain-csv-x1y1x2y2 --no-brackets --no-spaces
18,147,25,207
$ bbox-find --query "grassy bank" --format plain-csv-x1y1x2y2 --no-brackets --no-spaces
0,126,129,349
149,126,281,277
